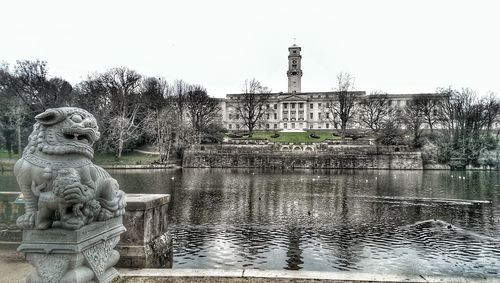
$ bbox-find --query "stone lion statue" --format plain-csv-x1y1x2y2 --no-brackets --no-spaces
15,107,126,230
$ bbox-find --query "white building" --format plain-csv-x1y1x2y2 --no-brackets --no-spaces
220,44,441,132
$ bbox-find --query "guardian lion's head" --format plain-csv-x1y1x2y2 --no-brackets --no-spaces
26,107,100,159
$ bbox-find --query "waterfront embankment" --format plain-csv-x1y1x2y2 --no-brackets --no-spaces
183,144,423,170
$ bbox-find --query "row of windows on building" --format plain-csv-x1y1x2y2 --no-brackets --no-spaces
228,112,332,121
228,95,329,100
229,99,421,109
229,102,329,111
267,102,330,109
227,122,333,130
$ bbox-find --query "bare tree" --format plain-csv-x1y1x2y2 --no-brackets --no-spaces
74,75,111,116
436,87,457,141
156,104,183,162
171,80,190,122
185,86,221,144
399,98,426,148
0,94,27,155
323,73,359,140
357,91,392,134
141,77,169,154
413,95,440,134
8,60,73,112
143,98,183,162
100,67,145,159
141,77,190,162
484,92,500,134
0,63,31,155
434,87,499,165
234,78,271,136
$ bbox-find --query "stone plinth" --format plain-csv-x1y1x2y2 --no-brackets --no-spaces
18,217,125,283
117,194,172,268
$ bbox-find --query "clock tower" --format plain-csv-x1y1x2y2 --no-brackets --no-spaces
287,44,302,93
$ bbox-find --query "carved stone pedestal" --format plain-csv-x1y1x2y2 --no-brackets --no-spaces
18,217,125,283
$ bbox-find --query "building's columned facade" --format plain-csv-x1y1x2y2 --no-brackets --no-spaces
222,91,367,131
219,44,441,132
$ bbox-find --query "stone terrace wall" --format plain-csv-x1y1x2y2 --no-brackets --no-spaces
183,146,423,170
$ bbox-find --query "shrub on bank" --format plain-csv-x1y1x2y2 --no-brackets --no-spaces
309,132,320,139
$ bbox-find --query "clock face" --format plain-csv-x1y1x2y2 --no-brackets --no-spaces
292,60,297,64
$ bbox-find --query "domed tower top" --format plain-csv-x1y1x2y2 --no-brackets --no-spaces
287,44,302,93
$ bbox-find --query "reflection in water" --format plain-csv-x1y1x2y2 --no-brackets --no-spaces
1,169,499,277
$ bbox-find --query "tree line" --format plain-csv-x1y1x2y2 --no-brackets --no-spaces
1,61,498,167
323,74,500,166
0,60,223,161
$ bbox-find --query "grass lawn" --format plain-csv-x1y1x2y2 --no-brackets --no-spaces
0,151,20,160
236,131,342,143
0,150,159,166
0,151,19,171
0,161,14,171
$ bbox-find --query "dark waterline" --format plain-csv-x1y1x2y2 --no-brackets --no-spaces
1,168,499,277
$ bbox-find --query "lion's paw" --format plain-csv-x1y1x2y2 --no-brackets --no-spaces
16,212,37,229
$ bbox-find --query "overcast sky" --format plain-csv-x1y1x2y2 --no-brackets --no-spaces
2,0,499,97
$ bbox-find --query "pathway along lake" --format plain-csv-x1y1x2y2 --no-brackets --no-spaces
1,168,500,277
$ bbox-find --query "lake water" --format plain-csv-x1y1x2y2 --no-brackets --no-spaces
1,168,500,277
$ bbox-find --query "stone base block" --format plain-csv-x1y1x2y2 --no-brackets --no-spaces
117,233,172,268
18,217,125,283
118,194,171,268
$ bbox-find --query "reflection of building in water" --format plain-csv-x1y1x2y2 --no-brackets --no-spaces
219,44,447,131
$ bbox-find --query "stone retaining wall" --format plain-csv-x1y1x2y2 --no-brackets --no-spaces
183,148,423,170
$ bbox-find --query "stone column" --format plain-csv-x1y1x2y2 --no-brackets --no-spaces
303,101,308,129
278,102,282,129
117,194,172,268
